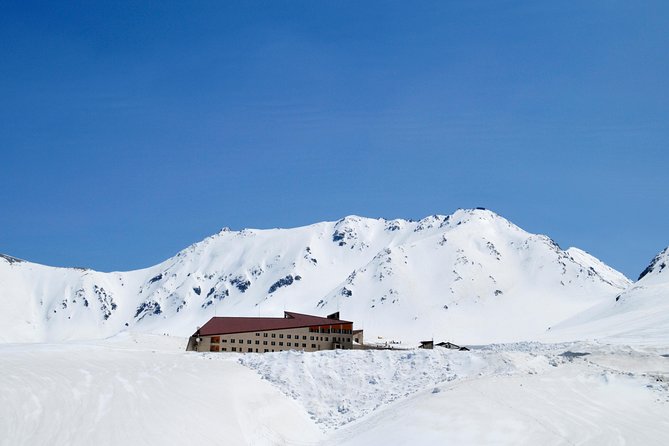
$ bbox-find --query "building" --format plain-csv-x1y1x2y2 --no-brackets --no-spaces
436,341,469,351
187,311,363,353
418,340,434,349
419,340,470,351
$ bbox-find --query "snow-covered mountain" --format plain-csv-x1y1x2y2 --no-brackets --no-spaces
637,246,669,282
0,209,631,343
550,246,669,344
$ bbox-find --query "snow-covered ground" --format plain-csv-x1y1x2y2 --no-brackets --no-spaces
0,334,322,446
2,335,668,445
327,344,669,446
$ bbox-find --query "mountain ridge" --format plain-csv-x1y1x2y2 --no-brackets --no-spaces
549,245,669,344
0,208,632,343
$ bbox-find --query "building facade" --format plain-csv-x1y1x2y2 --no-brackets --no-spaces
187,311,363,353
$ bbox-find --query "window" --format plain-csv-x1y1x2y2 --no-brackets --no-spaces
255,333,260,336
211,336,220,343
238,339,243,344
271,333,276,338
302,343,306,348
263,333,268,337
210,345,220,352
287,342,291,347
347,338,351,342
263,341,268,345
264,349,268,353
279,342,283,346
287,334,292,339
303,336,307,340
222,348,227,351
222,338,227,343
271,341,276,346
230,339,235,343
255,340,260,345
247,348,253,352
311,344,316,349
232,347,237,352
247,340,252,344
310,336,314,341
279,334,284,338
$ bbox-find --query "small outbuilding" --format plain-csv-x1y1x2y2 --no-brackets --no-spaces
418,340,434,349
436,341,469,351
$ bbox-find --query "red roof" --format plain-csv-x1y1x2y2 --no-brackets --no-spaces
197,311,353,336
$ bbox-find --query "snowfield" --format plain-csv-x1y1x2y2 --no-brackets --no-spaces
0,334,322,446
548,247,669,346
2,335,668,446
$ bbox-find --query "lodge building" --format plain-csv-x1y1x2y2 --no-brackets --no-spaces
187,311,363,353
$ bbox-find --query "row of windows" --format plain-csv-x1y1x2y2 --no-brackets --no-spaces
308,328,353,334
212,345,320,353
210,334,352,344
258,333,305,339
258,333,290,338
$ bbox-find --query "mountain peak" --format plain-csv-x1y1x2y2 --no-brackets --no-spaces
638,246,669,281
0,253,25,265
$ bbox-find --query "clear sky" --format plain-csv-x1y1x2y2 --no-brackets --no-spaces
1,1,667,278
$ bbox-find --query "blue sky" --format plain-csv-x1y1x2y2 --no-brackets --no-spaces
1,1,667,278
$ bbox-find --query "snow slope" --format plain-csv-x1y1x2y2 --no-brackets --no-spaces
0,209,630,344
2,337,667,446
0,334,323,446
325,344,669,445
548,246,669,344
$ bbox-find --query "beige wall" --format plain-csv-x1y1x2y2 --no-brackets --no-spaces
352,330,363,346
195,326,357,353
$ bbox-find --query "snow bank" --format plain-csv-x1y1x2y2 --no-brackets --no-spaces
240,348,494,429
